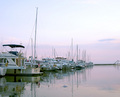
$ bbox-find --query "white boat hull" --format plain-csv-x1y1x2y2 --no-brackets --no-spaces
0,67,7,76
6,65,41,75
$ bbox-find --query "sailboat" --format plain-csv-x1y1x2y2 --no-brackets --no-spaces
75,45,85,70
24,7,41,75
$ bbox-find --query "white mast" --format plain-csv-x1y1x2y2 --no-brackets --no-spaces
84,50,86,62
71,38,73,61
76,44,78,62
34,7,38,61
31,38,33,64
79,49,80,60
54,48,56,59
31,38,33,58
68,51,70,60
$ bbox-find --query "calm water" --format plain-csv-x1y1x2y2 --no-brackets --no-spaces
0,65,120,97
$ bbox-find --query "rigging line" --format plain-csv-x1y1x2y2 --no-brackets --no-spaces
24,21,35,57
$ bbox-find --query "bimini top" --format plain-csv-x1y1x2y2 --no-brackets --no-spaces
3,44,25,48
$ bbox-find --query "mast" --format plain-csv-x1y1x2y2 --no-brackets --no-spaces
71,38,73,61
82,50,86,62
82,50,84,61
79,49,80,60
31,38,33,58
84,50,86,62
68,51,70,60
34,7,38,61
76,45,78,62
31,38,33,64
54,48,56,59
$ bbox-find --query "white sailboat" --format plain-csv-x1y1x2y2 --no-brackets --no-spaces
23,7,41,75
75,45,85,69
24,7,41,75
40,58,60,71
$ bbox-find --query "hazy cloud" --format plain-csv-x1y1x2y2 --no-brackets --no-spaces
81,0,101,4
98,39,116,42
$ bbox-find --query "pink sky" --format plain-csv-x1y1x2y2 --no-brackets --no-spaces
0,0,120,64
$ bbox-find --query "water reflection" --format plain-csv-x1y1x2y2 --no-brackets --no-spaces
40,68,90,87
0,76,41,97
0,77,24,96
1,65,120,97
0,67,92,97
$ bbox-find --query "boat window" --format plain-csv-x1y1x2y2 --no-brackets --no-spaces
9,51,18,56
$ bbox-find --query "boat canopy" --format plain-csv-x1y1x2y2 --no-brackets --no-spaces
3,44,25,48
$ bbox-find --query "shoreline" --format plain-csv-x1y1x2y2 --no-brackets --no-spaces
95,64,115,65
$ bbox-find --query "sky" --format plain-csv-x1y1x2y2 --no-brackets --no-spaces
0,0,120,64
